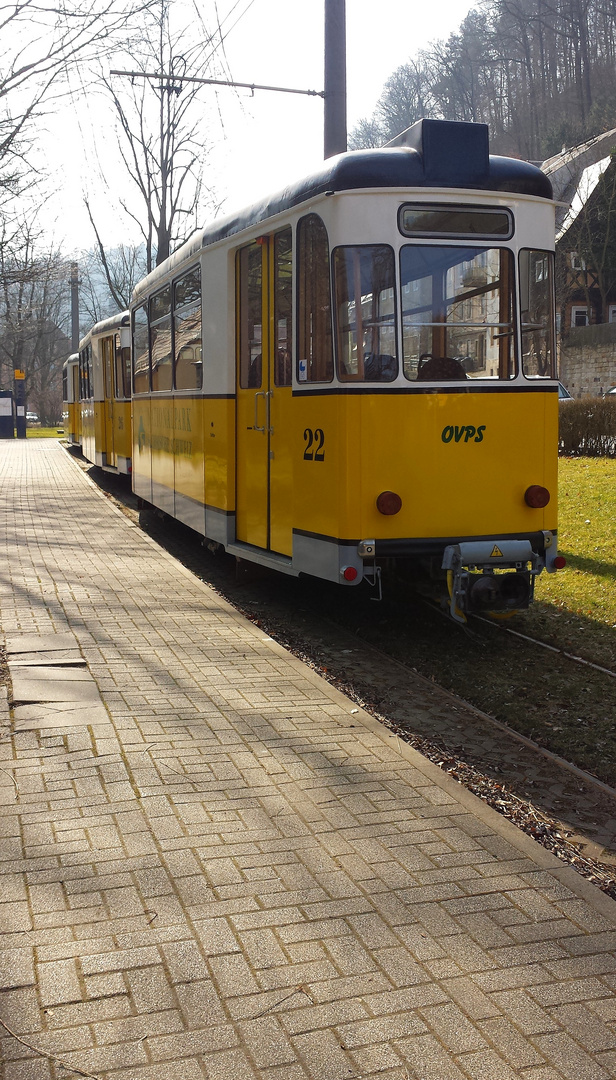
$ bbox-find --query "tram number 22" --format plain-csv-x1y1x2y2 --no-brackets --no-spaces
303,427,325,461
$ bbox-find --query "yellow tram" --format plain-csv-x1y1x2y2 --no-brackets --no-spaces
77,311,132,474
62,353,81,447
68,118,563,619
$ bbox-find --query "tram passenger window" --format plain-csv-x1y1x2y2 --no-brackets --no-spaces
274,228,293,387
334,245,397,381
114,333,130,400
297,214,333,382
400,246,515,380
132,303,149,394
238,242,263,389
80,344,92,398
114,334,123,398
150,286,173,393
102,337,114,400
174,267,202,391
519,250,555,378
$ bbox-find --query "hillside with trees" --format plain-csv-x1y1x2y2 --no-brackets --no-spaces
350,0,616,161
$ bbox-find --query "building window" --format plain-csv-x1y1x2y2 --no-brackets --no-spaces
570,252,586,271
571,306,589,327
608,306,616,324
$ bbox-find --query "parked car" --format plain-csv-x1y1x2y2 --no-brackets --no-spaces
604,386,616,396
26,412,39,423
558,382,573,400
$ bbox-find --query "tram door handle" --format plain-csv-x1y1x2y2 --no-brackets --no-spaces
251,391,267,433
250,390,273,434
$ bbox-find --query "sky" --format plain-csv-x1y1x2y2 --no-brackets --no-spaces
43,0,474,253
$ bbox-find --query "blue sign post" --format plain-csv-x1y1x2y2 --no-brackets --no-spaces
14,369,26,439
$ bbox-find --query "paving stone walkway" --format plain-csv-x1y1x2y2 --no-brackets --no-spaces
1,438,616,1080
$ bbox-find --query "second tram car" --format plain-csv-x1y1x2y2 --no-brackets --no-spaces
77,312,132,473
65,119,563,619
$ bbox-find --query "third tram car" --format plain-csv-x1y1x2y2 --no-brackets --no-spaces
62,353,81,447
68,119,564,620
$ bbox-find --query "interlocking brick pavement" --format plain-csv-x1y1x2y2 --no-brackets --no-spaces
0,439,615,1080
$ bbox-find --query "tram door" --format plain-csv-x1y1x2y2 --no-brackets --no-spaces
236,229,293,555
102,335,115,467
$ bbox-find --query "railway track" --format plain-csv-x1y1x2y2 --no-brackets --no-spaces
474,613,616,681
70,453,616,898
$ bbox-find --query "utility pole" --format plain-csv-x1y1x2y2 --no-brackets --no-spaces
70,262,80,353
112,1,348,163
324,0,347,159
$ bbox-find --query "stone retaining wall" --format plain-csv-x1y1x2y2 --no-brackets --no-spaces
559,324,616,396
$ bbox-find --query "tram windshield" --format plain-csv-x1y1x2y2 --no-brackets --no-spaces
400,245,516,380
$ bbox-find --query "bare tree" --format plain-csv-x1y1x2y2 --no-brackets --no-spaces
96,0,224,272
350,54,439,149
79,232,148,325
0,219,70,423
349,0,616,159
0,0,148,214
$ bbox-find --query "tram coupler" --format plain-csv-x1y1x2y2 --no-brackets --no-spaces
364,563,383,601
357,539,383,600
442,540,542,623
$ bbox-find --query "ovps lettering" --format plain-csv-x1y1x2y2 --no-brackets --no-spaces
441,424,486,444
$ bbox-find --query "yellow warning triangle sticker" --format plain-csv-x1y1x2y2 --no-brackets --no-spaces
490,545,503,558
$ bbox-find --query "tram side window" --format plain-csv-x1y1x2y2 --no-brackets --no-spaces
80,345,92,399
114,333,131,400
520,250,555,378
400,245,516,381
102,336,114,400
132,304,149,394
150,286,173,392
274,228,293,387
62,368,68,402
333,245,397,381
174,267,202,391
238,243,263,389
297,214,333,382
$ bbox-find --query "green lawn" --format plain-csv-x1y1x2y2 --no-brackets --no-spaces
517,457,616,669
26,427,64,438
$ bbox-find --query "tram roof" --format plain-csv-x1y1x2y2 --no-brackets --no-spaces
132,120,553,304
78,311,130,351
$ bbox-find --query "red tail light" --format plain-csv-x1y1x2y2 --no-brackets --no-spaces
525,485,550,508
376,491,402,515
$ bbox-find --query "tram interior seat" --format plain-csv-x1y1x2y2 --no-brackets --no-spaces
416,353,468,381
363,353,397,381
